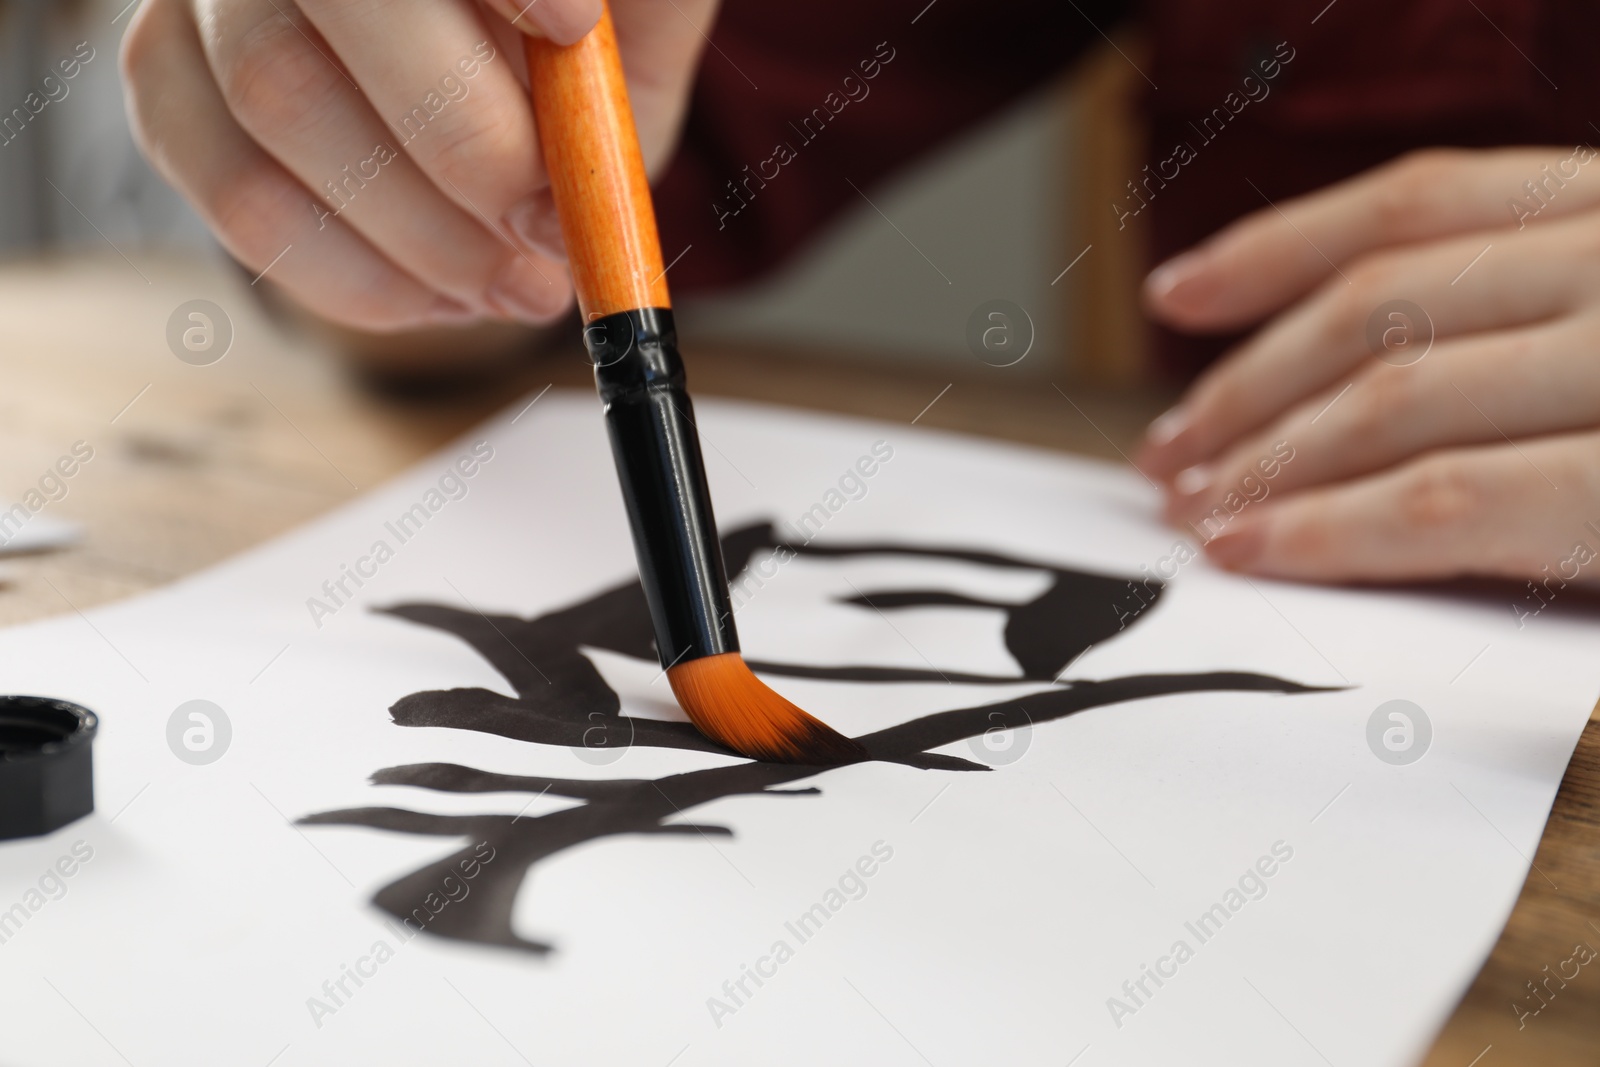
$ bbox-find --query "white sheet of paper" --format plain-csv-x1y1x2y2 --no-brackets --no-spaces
0,392,1594,1067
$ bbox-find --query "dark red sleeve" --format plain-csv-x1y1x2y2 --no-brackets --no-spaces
654,0,1129,293
1140,0,1583,377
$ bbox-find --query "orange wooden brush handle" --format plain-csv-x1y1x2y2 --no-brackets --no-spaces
524,6,670,319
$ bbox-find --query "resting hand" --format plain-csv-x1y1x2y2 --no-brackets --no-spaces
1139,147,1600,585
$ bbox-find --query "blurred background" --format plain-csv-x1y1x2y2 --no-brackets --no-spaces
0,0,1152,385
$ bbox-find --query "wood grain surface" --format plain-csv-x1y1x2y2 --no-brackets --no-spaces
1,251,1594,1064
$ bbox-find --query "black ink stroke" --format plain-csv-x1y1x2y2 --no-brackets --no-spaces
301,523,1332,954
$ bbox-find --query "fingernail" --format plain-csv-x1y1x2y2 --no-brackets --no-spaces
1172,463,1213,498
1163,463,1215,525
517,0,600,46
504,193,566,262
1136,404,1200,478
486,256,568,325
497,0,546,36
1204,521,1267,571
1146,405,1191,448
1143,249,1220,311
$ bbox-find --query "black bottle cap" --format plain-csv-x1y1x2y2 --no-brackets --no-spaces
0,696,97,841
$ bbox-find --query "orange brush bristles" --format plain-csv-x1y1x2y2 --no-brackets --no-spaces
667,653,868,764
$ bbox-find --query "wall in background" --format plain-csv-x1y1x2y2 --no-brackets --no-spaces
676,84,1080,376
0,0,211,256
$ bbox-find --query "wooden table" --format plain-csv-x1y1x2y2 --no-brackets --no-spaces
3,252,1596,1063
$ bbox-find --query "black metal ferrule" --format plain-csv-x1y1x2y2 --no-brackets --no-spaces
584,307,738,669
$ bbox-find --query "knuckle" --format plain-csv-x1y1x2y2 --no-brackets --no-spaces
1191,370,1250,435
421,102,529,194
1325,257,1404,347
207,164,301,263
1399,458,1484,530
1391,146,1467,183
1342,366,1414,439
1366,179,1418,236
1344,254,1403,306
1370,148,1468,231
1567,212,1600,265
214,16,341,139
1274,509,1336,564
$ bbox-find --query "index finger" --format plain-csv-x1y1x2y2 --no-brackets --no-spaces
1145,146,1600,333
294,0,564,249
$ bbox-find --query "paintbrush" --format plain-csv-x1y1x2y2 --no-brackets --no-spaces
524,8,866,765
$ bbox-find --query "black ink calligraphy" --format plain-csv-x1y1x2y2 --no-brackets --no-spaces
302,523,1328,953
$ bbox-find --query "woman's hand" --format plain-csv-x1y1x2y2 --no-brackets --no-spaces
121,0,715,333
1138,147,1600,584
